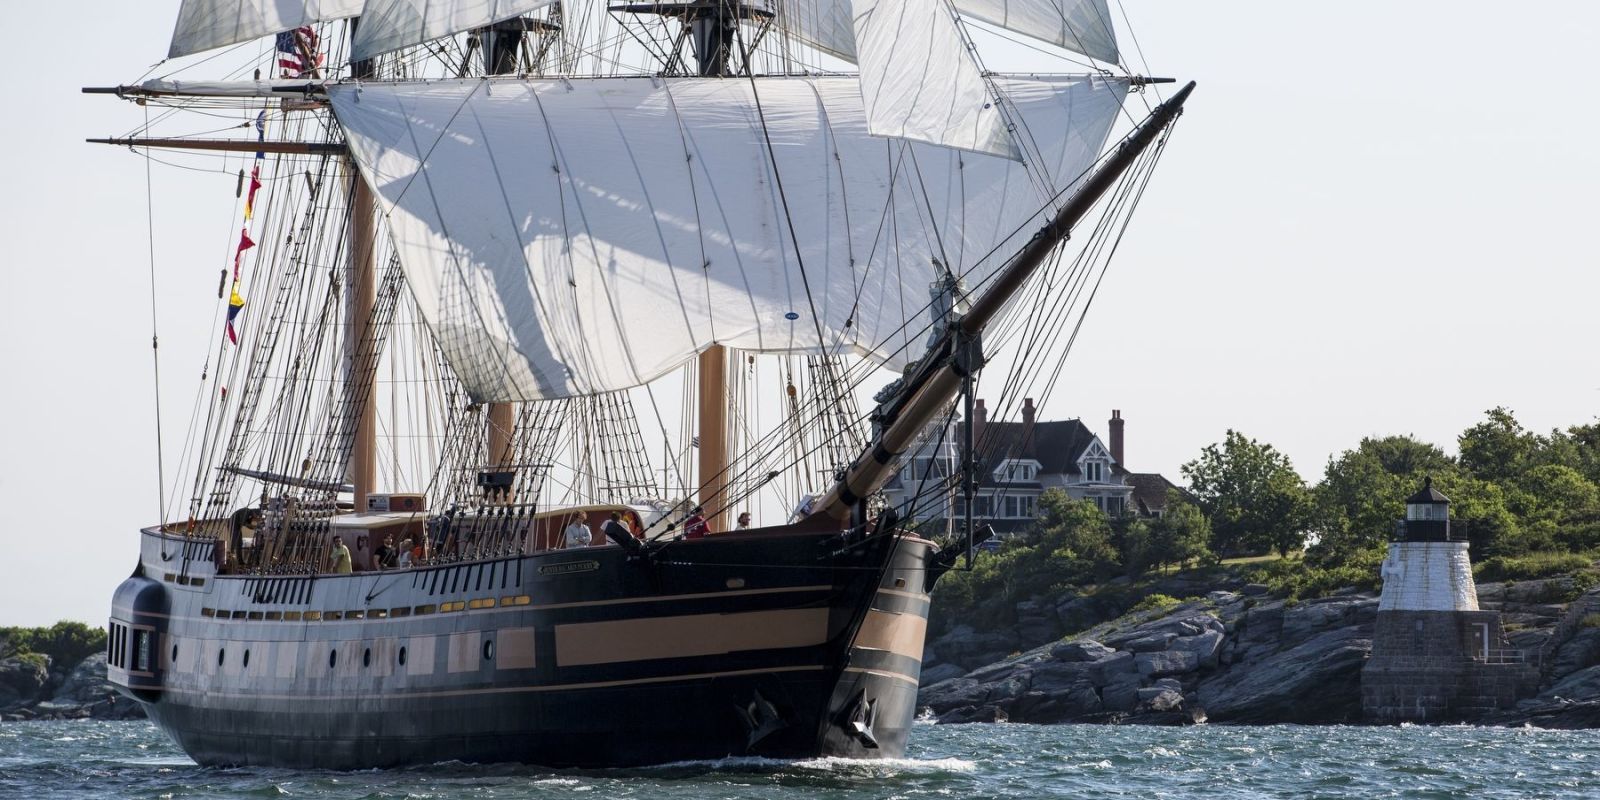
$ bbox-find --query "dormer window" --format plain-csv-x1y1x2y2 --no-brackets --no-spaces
1085,461,1104,482
994,459,1040,483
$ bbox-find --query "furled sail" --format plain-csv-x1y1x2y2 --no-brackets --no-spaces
350,0,559,61
778,0,1118,66
168,0,363,58
328,75,1126,402
851,0,1016,159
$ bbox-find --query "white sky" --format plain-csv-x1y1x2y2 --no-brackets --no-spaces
2,1,1596,627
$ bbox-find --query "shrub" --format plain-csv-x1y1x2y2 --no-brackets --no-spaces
1474,552,1594,583
1130,593,1182,614
1580,614,1600,629
1,621,107,667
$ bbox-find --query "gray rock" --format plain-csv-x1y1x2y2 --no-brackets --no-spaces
1207,591,1241,604
1172,630,1226,669
1093,650,1136,681
1027,660,1097,694
1152,677,1184,693
1146,689,1185,712
1242,583,1271,596
1136,650,1199,677
937,704,1009,724
931,624,1020,671
1198,625,1371,723
1101,674,1143,712
1011,679,1103,723
1122,633,1177,652
0,655,50,710
919,663,966,686
1544,664,1600,702
917,678,990,713
51,654,114,705
1050,640,1114,663
1551,628,1600,681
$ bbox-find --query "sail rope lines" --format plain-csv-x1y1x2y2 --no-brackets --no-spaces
142,104,170,528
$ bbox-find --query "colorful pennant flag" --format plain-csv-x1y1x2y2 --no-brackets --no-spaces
232,228,255,279
244,166,262,220
226,287,246,344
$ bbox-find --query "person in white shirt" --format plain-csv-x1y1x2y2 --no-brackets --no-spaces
563,511,593,549
736,511,752,530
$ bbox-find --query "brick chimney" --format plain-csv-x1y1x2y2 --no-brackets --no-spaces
1109,409,1125,465
1022,398,1037,457
970,398,988,446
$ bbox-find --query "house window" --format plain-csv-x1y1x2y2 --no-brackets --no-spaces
1085,461,1103,482
1020,496,1035,517
954,496,966,517
1005,496,1019,517
974,496,992,517
1106,497,1123,515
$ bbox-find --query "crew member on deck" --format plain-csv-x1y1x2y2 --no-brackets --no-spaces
684,506,710,539
564,511,593,549
736,511,752,530
331,535,353,574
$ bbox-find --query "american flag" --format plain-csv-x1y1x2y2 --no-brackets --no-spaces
275,27,323,78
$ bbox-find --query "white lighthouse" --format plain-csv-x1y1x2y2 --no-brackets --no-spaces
1362,476,1537,721
1377,477,1478,612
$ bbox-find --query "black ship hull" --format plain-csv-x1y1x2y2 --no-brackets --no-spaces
108,523,936,768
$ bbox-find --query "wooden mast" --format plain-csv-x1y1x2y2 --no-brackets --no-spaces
481,20,524,491
697,344,729,529
347,35,378,512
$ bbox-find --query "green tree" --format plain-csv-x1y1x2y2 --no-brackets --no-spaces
1459,407,1536,483
1033,489,1120,580
1182,430,1313,557
0,621,106,667
1310,435,1452,567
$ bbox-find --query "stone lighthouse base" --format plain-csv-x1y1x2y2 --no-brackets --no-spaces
1361,610,1539,722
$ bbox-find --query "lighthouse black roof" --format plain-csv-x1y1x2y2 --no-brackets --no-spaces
1407,476,1450,505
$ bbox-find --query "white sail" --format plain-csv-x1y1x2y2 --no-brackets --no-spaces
350,0,558,61
328,75,1126,402
851,0,1016,159
168,0,363,58
777,0,1118,65
956,0,1118,63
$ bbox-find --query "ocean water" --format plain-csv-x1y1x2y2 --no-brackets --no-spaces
1,720,1596,800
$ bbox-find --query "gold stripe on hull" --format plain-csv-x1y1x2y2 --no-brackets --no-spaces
854,609,927,662
555,608,831,667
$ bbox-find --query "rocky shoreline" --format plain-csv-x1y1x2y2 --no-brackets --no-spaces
0,652,144,722
7,576,1599,728
919,575,1600,728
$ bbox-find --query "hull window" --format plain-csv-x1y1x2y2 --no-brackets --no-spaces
363,648,371,668
218,648,225,668
483,640,494,661
171,644,178,663
398,646,407,666
329,650,337,669
242,650,250,669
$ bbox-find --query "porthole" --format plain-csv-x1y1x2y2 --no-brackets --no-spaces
329,649,338,669
171,644,178,663
483,640,495,661
398,646,408,666
363,648,372,668
243,650,251,669
218,648,226,667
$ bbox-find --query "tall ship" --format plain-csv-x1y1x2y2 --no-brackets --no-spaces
97,0,1191,768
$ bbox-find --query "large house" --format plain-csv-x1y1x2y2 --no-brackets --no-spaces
883,401,1182,535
